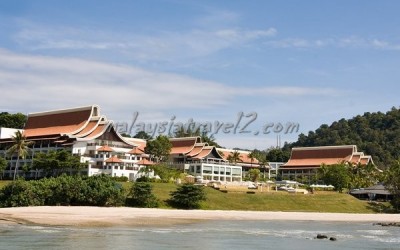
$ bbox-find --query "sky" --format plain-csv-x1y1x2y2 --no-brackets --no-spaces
0,0,399,149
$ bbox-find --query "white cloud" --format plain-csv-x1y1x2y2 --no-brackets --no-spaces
265,36,400,50
0,49,336,120
13,20,277,62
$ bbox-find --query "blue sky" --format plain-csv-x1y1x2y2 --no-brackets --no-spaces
0,1,399,149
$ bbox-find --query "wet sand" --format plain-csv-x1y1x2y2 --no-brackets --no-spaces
0,206,399,227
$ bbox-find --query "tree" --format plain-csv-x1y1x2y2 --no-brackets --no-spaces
227,151,241,164
33,149,85,177
318,163,350,192
384,160,400,211
7,131,33,181
248,168,261,182
129,182,158,208
0,112,27,129
248,150,257,167
145,135,172,162
266,147,290,162
0,156,7,180
169,183,206,209
133,131,152,140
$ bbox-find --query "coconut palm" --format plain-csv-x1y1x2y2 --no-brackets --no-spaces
7,131,33,181
248,150,257,167
227,150,241,164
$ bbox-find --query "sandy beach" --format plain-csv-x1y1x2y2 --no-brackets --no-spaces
0,206,399,227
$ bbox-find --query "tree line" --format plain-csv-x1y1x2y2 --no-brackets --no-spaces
0,174,206,209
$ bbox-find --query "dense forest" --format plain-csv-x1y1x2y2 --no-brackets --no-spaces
282,107,400,168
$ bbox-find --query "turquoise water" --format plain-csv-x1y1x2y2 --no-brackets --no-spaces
1,220,400,250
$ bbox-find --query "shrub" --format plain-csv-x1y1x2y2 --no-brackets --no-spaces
169,184,206,209
128,182,158,208
111,176,129,182
78,175,125,206
0,174,126,207
0,179,46,207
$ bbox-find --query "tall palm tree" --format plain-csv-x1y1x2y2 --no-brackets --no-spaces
248,150,257,167
7,131,33,181
227,150,241,164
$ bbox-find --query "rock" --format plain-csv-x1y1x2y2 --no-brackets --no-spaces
316,234,328,239
373,222,400,227
329,237,337,241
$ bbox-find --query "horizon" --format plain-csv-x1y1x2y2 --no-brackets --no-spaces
0,1,399,149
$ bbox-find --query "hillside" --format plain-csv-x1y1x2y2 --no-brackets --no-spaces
283,107,400,168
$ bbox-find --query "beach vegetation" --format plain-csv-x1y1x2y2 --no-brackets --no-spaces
128,182,159,208
384,160,400,212
0,174,125,207
169,183,206,209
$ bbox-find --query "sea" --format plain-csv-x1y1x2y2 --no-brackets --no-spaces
1,220,400,250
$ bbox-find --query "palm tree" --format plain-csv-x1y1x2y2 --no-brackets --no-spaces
7,131,33,181
248,150,257,167
227,150,241,164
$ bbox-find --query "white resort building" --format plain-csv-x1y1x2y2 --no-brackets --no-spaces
0,105,153,180
0,105,268,182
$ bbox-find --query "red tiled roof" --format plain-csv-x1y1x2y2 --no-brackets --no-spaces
73,120,99,137
282,145,374,169
138,158,155,165
97,145,114,152
127,147,144,155
187,144,206,157
105,156,123,163
24,106,94,137
193,146,214,159
170,137,199,154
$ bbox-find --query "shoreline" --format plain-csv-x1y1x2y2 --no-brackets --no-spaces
0,206,399,227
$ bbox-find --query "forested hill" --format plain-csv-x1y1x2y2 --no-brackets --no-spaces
283,107,400,168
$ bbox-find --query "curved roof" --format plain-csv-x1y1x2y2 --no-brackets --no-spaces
283,145,373,168
170,137,200,154
24,105,97,137
21,105,136,147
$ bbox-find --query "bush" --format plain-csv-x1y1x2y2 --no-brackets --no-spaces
0,179,46,207
128,182,158,208
169,184,206,209
111,176,129,182
78,175,125,206
0,174,126,207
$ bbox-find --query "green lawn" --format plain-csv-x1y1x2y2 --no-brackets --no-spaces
0,181,383,213
147,182,379,213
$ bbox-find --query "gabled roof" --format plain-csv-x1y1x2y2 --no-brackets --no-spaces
170,137,200,154
105,156,123,163
97,145,114,152
138,158,155,166
127,147,145,155
283,145,373,169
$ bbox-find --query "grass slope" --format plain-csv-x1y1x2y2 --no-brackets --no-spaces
148,183,375,213
0,181,378,213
